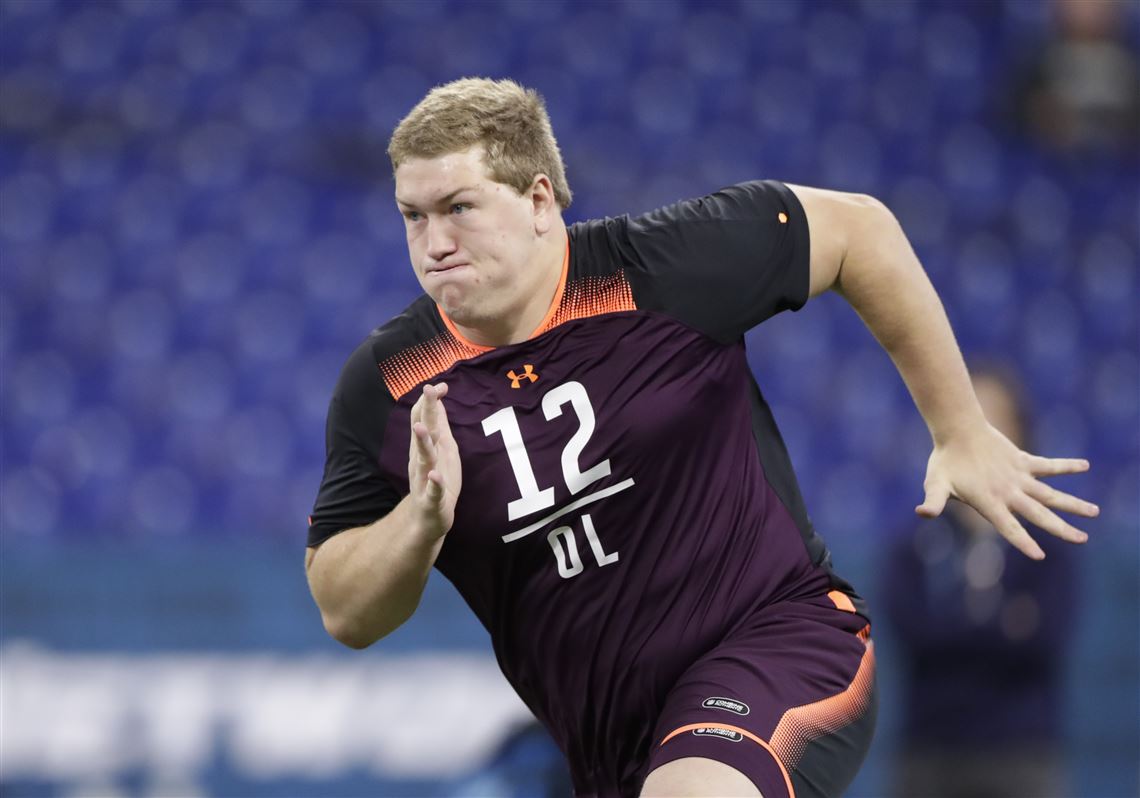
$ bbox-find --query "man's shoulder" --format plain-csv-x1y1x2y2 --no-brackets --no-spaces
360,293,444,362
566,180,792,257
567,215,635,278
333,294,441,396
568,214,626,247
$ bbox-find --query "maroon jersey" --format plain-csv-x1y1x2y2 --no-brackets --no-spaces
309,180,866,793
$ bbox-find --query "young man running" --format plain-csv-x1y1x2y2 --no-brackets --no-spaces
305,78,1097,798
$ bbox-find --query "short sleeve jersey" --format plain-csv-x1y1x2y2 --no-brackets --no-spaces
309,180,863,777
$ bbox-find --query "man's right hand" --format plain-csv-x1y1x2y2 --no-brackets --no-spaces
408,383,462,539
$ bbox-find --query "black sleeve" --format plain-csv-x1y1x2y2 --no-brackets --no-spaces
620,180,810,342
307,338,403,548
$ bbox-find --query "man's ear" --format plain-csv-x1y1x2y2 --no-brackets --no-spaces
530,174,557,234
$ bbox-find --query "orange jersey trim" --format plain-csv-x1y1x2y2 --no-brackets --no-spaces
828,590,871,641
827,590,856,613
530,240,571,337
380,331,486,400
539,268,636,332
769,641,876,770
659,722,796,798
384,241,637,399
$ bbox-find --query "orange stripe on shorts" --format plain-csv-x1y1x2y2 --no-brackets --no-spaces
658,722,795,798
769,641,877,770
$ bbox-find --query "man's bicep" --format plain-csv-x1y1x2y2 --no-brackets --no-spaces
787,184,886,299
308,339,404,548
308,376,402,546
308,407,403,550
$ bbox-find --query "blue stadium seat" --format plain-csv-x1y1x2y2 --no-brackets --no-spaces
0,0,1133,558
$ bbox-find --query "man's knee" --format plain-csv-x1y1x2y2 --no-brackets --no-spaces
640,756,763,797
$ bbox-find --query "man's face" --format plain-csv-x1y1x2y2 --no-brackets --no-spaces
394,146,542,334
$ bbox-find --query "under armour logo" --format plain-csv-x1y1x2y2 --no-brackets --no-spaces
507,364,538,388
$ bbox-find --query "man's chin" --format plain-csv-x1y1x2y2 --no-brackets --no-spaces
437,300,488,331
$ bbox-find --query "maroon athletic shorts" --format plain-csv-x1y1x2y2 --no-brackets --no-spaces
643,591,877,798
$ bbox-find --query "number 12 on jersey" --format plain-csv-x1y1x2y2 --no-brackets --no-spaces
481,380,625,579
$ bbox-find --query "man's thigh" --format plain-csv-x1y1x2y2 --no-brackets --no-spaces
641,756,763,797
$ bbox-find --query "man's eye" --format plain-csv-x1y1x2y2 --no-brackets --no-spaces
405,211,421,222
451,203,470,215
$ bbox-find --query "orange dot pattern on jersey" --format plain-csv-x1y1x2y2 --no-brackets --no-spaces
768,640,876,770
380,271,638,400
535,271,637,335
380,331,485,400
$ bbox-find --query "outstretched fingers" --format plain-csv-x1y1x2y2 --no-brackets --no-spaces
917,434,1096,560
1027,454,1090,477
984,503,1046,560
412,420,437,472
420,383,449,443
1011,493,1089,544
409,383,455,504
1025,479,1100,519
413,420,450,511
915,480,951,518
433,388,455,446
405,382,459,539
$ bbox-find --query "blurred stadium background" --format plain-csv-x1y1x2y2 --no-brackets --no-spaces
1,0,1136,796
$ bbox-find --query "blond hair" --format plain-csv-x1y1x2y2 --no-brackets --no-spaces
387,77,573,209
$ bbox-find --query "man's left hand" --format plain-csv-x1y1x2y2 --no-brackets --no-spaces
916,424,1098,559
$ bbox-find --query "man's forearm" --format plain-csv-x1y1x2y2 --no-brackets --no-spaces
833,200,985,444
791,185,1096,554
306,497,445,648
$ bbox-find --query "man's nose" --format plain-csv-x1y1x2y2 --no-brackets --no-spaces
425,217,457,261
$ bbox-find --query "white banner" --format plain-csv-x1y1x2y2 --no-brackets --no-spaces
0,643,535,784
